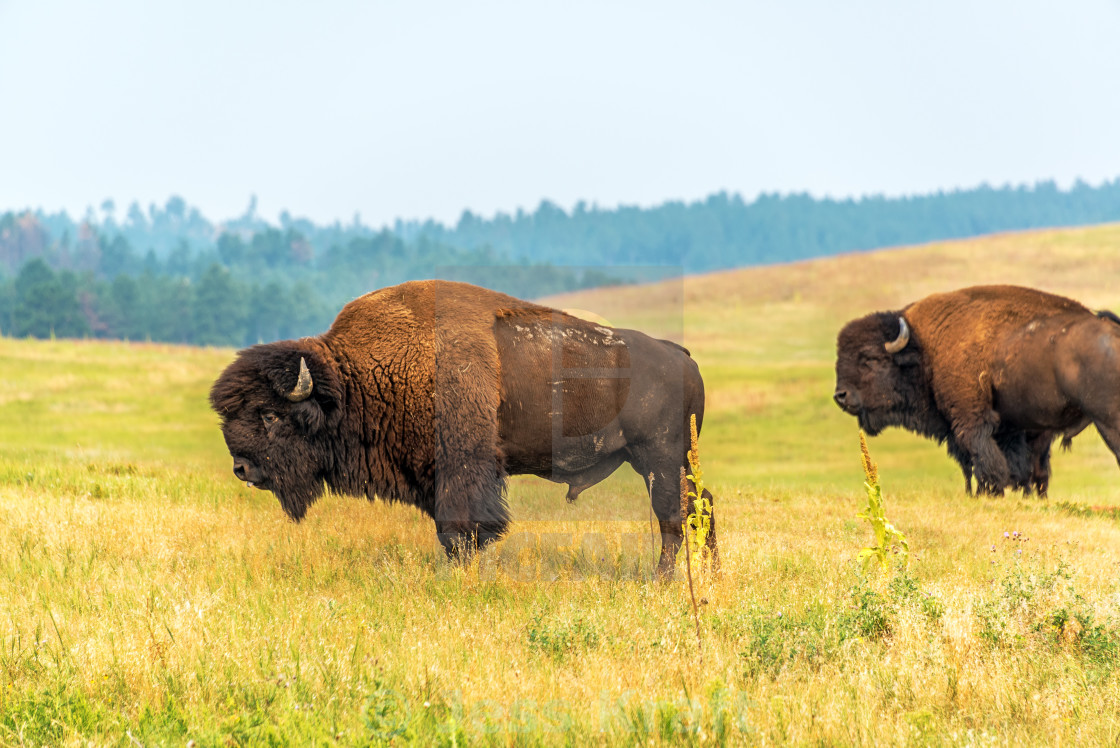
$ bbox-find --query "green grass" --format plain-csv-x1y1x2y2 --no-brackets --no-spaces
3,224,1120,744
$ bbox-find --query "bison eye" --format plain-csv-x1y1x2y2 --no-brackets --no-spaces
262,412,280,426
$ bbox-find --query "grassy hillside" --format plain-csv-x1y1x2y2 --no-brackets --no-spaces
545,221,1120,497
2,224,1120,745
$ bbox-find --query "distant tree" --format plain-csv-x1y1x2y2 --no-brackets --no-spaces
165,195,186,221
101,274,143,339
126,201,147,229
166,239,192,277
0,275,13,335
72,221,101,273
248,228,282,267
98,234,137,278
12,258,89,338
192,263,246,346
166,278,195,342
12,258,58,336
136,273,192,343
246,281,289,343
244,194,258,222
142,249,160,275
216,232,246,266
289,231,313,265
286,280,333,337
0,213,48,273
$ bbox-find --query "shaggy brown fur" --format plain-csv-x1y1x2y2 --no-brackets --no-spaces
834,285,1120,495
210,280,707,575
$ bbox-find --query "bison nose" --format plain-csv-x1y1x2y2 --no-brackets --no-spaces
233,458,251,481
834,389,850,407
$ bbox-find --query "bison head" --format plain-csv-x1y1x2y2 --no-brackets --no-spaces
834,312,941,437
209,341,343,521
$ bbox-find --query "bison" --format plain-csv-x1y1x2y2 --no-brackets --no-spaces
210,280,708,575
834,285,1120,495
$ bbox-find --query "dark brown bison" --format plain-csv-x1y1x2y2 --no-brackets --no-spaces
210,280,708,575
834,285,1120,495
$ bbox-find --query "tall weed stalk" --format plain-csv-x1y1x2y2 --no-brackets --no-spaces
857,431,909,574
679,414,715,655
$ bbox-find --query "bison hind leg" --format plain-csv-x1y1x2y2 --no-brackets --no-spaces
1027,431,1054,498
1092,417,1120,474
627,448,691,581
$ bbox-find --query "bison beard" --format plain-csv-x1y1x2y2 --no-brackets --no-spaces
835,286,1120,496
210,280,707,576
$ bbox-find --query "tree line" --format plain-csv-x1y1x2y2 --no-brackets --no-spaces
2,178,1119,345
415,178,1120,270
0,216,622,346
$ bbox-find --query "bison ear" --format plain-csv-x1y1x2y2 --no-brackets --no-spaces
287,354,342,435
291,398,328,434
258,348,342,434
893,349,922,368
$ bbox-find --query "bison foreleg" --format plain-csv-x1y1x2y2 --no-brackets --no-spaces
433,462,510,561
959,422,1011,497
996,429,1035,496
945,436,974,495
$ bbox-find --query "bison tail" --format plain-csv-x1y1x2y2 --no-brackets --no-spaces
659,338,692,357
1096,309,1120,326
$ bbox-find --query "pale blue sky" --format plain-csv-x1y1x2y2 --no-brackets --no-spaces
3,0,1119,226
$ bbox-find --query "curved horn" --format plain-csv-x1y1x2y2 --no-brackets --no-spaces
884,316,910,353
287,357,313,402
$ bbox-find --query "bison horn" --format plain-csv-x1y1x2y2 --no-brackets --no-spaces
884,317,910,353
287,357,313,401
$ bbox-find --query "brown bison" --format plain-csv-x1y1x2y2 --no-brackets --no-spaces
210,280,708,575
834,285,1120,495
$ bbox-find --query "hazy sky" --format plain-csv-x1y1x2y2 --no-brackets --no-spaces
3,0,1119,227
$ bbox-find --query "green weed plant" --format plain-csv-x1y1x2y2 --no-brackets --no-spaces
857,431,909,574
678,414,715,573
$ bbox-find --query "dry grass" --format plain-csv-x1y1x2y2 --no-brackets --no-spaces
2,224,1120,745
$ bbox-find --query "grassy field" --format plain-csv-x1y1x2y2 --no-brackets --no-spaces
3,224,1120,745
